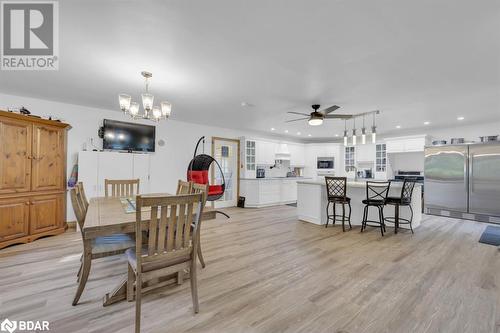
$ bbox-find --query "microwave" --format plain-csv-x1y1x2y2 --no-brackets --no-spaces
317,157,334,169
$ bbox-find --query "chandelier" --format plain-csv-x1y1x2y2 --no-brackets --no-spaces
118,71,172,122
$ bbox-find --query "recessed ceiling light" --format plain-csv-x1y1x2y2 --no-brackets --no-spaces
457,116,465,121
396,125,401,129
270,127,275,131
424,121,430,125
335,134,339,137
240,101,254,107
284,130,289,133
297,132,301,135
308,134,312,137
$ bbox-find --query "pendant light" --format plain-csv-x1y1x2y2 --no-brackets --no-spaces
352,118,357,146
343,120,348,146
361,115,366,144
371,112,377,143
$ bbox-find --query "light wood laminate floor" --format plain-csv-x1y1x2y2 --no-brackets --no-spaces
1,205,499,333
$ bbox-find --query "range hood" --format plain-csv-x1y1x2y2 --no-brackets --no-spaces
275,143,291,160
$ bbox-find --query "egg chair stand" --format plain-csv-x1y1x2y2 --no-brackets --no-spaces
187,136,230,219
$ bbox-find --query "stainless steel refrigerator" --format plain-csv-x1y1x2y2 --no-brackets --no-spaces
424,143,500,223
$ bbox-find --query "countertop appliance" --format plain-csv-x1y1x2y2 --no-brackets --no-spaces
317,157,334,170
357,168,373,179
424,142,500,223
256,168,265,178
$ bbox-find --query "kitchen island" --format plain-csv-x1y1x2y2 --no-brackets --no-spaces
297,179,422,230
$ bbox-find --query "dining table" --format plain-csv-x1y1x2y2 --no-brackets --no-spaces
83,194,216,306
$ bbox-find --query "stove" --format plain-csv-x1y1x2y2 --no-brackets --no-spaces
390,171,424,187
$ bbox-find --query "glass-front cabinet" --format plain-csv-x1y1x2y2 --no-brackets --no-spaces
345,146,355,172
376,144,387,172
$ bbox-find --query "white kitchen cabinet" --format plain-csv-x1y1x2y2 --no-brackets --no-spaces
255,140,276,165
385,135,428,153
289,143,305,166
281,179,298,202
240,178,306,207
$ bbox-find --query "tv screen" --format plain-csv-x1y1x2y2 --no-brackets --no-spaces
102,119,155,152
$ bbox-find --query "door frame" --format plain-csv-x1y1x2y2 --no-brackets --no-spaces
211,137,240,205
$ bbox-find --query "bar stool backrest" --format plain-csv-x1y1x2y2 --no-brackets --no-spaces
400,179,416,204
325,177,347,200
365,181,391,201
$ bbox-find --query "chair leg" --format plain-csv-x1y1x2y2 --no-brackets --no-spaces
361,206,368,232
378,206,385,236
341,203,345,232
190,258,199,313
325,201,330,228
409,205,414,234
381,206,386,232
135,273,142,333
72,251,91,306
347,202,352,229
127,264,135,302
197,230,206,268
76,262,82,282
394,204,399,234
177,271,184,285
332,202,336,225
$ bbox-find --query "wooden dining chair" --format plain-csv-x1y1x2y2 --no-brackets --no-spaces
76,182,89,211
70,185,135,306
176,179,193,195
191,182,209,268
105,179,140,197
126,193,204,333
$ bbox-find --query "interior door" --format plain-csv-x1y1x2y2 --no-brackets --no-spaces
0,197,30,242
469,143,500,216
213,138,239,208
29,193,63,234
32,124,64,191
0,117,32,194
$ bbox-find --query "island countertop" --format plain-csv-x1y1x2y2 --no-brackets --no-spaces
297,178,422,229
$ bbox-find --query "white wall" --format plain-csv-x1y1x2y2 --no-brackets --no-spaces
0,92,299,221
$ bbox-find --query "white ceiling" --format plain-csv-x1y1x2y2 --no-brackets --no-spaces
1,0,499,141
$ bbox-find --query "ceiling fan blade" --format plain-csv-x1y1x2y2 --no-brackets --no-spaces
285,117,309,123
321,105,340,115
324,114,353,119
287,111,310,116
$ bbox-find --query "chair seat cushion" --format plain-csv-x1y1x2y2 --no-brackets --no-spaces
91,234,135,255
208,185,223,196
362,199,385,206
385,196,411,205
126,247,192,272
328,196,351,203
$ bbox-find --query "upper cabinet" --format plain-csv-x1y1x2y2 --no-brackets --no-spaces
385,135,429,153
31,124,65,191
288,144,305,166
255,140,276,165
0,117,32,194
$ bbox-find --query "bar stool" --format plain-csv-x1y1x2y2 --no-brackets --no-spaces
384,179,416,234
324,176,352,232
361,181,391,236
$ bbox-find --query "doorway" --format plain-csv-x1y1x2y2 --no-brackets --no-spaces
211,137,240,208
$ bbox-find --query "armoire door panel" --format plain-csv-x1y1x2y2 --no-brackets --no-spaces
29,194,63,234
0,197,30,242
0,118,32,194
32,125,64,191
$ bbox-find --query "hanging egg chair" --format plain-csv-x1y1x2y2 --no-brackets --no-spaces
187,136,230,218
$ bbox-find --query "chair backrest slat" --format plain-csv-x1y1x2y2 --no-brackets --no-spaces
70,186,86,231
176,180,193,195
135,194,203,273
105,179,140,197
76,182,89,211
401,179,416,203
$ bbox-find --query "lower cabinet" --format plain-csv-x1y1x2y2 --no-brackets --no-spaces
0,192,65,249
0,197,30,243
240,178,305,208
30,194,63,234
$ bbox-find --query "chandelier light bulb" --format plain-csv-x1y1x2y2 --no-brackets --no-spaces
161,101,172,118
118,94,131,112
129,102,139,117
141,93,154,112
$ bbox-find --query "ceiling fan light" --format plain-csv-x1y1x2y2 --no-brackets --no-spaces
308,117,323,126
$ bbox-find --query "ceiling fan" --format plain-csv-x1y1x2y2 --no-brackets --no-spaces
286,104,353,126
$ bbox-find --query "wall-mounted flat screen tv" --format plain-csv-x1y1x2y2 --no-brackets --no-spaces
102,119,155,152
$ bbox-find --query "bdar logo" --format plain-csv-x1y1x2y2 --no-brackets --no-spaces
0,318,17,333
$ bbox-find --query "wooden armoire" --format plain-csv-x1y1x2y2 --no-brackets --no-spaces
0,110,71,249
